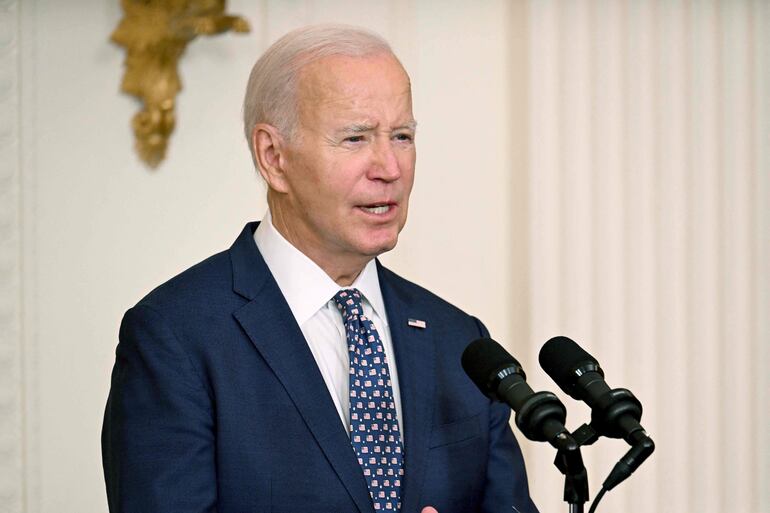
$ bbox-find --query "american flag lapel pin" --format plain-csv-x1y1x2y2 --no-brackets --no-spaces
407,318,427,329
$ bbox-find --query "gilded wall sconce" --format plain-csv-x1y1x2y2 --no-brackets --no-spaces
112,0,249,168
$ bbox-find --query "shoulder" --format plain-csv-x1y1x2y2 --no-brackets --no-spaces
377,263,489,338
130,222,262,319
118,245,256,367
135,250,235,312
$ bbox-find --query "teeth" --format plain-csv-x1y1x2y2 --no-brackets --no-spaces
362,205,390,214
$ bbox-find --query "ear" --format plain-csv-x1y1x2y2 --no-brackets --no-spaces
251,123,291,193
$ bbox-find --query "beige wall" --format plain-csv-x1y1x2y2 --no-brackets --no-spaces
1,1,767,512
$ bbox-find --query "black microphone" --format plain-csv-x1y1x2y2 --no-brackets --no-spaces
539,336,655,490
539,336,649,442
462,338,576,451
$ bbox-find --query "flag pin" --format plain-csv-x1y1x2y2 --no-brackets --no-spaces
407,318,427,329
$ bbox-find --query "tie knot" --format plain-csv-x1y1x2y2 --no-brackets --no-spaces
333,288,364,319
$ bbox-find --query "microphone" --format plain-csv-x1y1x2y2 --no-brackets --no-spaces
538,336,649,442
539,336,655,490
462,338,576,451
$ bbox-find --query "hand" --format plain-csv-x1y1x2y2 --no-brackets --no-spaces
421,508,439,513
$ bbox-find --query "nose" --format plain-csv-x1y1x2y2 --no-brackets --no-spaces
369,136,402,182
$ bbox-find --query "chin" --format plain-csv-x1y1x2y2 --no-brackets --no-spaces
357,233,399,258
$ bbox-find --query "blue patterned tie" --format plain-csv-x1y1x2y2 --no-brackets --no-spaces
333,289,404,512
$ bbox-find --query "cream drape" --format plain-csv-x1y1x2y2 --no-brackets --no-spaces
518,1,768,512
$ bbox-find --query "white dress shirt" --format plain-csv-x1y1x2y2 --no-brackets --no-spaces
253,211,403,435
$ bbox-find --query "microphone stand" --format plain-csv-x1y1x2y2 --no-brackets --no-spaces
551,434,590,513
512,390,590,512
511,388,591,512
558,420,655,513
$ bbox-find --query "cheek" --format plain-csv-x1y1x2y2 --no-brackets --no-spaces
291,156,345,204
400,159,416,192
321,160,367,201
397,148,416,174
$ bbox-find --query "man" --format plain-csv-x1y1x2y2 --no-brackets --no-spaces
102,24,538,513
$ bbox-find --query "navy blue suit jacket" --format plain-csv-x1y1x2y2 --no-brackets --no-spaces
102,222,538,513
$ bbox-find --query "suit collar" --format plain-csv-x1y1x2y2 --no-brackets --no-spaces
253,213,388,328
229,221,269,301
233,291,376,513
230,223,436,512
377,262,436,513
230,221,374,513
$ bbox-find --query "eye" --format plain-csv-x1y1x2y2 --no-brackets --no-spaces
393,133,414,142
344,135,366,143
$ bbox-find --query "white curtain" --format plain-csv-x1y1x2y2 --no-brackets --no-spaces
518,1,769,512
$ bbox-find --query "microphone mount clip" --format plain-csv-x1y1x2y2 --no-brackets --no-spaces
589,388,643,443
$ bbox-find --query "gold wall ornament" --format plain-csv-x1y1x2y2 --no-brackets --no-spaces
112,0,249,168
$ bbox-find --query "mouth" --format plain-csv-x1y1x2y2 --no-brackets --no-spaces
358,202,396,215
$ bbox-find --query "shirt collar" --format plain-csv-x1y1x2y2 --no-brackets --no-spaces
253,210,388,328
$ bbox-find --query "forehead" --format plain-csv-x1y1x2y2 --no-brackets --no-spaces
296,52,413,124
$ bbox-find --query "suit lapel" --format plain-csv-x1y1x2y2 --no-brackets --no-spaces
229,223,373,513
378,263,436,513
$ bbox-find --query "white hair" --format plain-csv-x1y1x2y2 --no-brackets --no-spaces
243,24,395,165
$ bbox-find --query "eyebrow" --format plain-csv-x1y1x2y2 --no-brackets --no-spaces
338,120,418,135
397,120,418,132
341,123,376,134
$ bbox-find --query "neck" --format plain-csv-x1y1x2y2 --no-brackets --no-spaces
268,196,368,287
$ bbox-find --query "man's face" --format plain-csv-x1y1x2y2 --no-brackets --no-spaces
276,52,416,271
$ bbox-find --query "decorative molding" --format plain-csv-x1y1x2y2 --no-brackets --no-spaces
0,0,23,512
112,0,250,168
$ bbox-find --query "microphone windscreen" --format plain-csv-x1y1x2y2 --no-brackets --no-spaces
462,338,522,396
538,336,599,389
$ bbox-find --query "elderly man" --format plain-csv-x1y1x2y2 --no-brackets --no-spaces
102,25,538,513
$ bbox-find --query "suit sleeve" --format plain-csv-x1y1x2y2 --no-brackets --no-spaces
471,317,540,513
102,304,217,513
